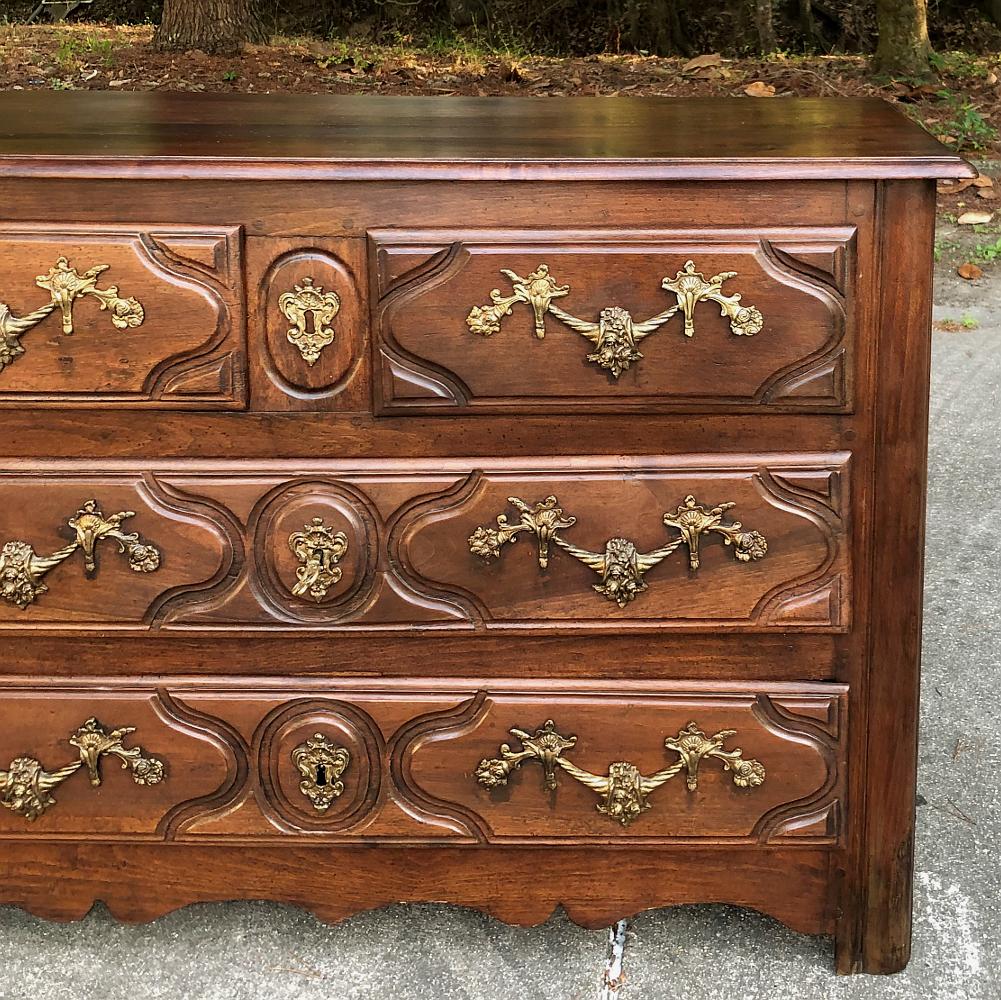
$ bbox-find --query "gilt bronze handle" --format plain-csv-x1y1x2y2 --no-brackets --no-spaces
475,719,765,827
0,717,165,821
0,257,145,375
0,499,162,610
466,260,762,378
468,494,767,607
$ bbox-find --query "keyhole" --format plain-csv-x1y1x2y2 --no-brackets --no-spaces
315,764,328,787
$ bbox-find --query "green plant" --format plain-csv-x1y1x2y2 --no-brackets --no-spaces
935,92,998,153
974,236,1001,263
222,69,239,81
934,238,956,262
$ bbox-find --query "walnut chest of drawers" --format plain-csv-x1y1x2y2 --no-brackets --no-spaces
0,93,970,974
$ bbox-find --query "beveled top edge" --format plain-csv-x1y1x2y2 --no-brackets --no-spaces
0,92,975,180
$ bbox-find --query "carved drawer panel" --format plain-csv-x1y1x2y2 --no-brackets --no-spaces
0,455,848,632
0,680,846,847
371,228,855,414
0,689,230,836
0,225,245,406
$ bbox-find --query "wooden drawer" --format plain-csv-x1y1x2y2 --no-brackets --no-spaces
0,679,846,846
372,228,855,415
0,455,848,633
0,225,245,406
0,688,229,836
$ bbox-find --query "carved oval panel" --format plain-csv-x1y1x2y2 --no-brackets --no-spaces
249,479,379,624
260,250,362,399
253,698,383,833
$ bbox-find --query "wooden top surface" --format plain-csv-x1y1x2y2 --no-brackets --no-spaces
0,91,973,180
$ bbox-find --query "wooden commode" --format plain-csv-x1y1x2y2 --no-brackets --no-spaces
0,93,970,974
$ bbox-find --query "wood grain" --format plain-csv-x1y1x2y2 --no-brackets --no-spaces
0,96,950,975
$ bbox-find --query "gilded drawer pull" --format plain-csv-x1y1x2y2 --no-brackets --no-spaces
0,257,145,375
0,717,165,821
279,276,341,366
292,733,350,812
465,260,762,378
0,498,162,610
288,517,348,602
468,494,767,607
475,719,765,827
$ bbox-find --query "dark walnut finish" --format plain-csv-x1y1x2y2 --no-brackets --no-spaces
0,93,970,975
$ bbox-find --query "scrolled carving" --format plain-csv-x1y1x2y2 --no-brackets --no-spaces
476,719,765,827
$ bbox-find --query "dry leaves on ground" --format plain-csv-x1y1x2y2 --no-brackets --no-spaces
957,210,995,225
743,80,776,97
958,262,985,280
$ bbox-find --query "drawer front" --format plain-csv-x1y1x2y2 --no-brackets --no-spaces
0,456,849,632
0,680,846,846
0,225,245,406
0,689,230,836
372,228,855,414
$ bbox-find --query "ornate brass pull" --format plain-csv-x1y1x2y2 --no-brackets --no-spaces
466,260,762,378
292,733,350,812
0,257,145,375
475,719,765,827
468,494,767,607
0,499,162,610
279,276,341,366
0,717,165,821
288,517,348,602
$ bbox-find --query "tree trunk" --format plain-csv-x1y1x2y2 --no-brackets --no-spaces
752,0,777,53
447,0,479,28
154,0,267,55
982,0,1001,28
873,0,934,78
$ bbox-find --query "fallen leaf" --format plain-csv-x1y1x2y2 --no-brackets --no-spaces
939,177,977,194
682,53,722,75
988,71,999,85
957,211,995,225
108,78,132,87
744,81,776,97
958,262,984,280
978,188,997,200
972,174,995,188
